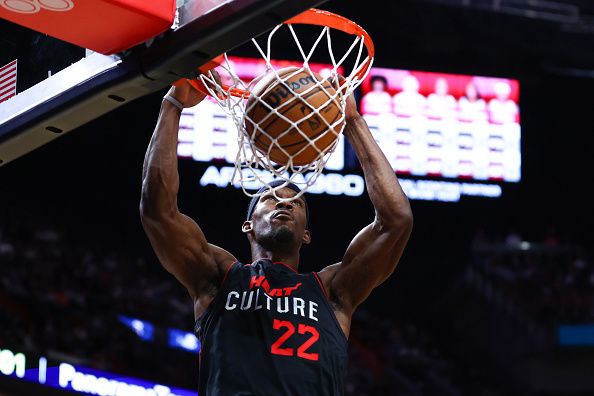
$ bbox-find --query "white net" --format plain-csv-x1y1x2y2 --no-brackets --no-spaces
198,14,373,201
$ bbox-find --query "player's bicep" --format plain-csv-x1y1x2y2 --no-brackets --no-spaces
141,211,231,297
330,220,411,311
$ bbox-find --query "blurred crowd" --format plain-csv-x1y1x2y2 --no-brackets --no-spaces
0,216,197,385
361,75,519,124
345,311,461,396
0,212,462,395
470,228,594,326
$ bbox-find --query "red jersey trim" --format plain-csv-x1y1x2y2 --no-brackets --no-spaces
312,271,329,299
194,261,239,334
219,260,237,287
272,261,298,273
249,258,299,273
311,271,348,343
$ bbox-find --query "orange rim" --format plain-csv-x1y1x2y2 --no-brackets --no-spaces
175,8,374,98
285,9,374,85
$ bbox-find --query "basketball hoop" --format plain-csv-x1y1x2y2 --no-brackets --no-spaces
181,9,374,201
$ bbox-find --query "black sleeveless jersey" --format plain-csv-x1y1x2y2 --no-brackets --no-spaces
195,259,348,396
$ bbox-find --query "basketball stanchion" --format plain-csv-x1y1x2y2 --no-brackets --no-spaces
180,8,374,201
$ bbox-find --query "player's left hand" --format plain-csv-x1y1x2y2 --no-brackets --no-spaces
331,75,360,121
343,89,359,121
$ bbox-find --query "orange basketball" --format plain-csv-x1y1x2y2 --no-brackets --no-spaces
245,67,344,166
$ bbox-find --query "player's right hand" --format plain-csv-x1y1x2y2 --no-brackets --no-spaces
167,69,223,108
167,80,207,109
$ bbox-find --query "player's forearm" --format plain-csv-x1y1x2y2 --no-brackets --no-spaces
140,100,182,218
344,115,412,226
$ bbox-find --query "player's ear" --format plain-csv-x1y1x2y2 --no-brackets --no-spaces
242,221,253,233
302,229,311,245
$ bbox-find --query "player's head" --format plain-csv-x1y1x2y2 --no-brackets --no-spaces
243,180,310,251
370,75,388,92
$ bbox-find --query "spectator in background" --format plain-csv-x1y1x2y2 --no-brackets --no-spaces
425,77,457,119
488,81,519,124
361,75,392,114
458,81,488,122
392,75,426,117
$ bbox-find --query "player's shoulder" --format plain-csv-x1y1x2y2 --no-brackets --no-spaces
209,243,238,277
316,262,342,285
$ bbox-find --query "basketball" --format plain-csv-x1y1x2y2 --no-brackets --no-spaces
245,67,345,166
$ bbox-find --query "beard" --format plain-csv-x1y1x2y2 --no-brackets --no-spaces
271,225,294,244
258,224,295,248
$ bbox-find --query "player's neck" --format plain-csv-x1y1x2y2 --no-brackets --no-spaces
250,245,300,271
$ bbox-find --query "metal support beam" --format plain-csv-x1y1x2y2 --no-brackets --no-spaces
0,0,327,167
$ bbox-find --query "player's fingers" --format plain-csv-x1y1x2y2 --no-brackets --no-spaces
330,75,351,100
196,69,221,96
210,69,223,86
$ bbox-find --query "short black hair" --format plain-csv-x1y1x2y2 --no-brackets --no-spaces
246,180,309,225
370,75,388,86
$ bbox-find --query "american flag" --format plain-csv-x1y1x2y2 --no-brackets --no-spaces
0,59,17,104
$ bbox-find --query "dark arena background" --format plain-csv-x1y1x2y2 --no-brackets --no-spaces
2,1,594,395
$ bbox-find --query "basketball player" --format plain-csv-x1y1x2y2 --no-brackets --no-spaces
140,74,413,395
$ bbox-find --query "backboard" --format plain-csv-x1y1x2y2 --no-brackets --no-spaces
0,0,327,167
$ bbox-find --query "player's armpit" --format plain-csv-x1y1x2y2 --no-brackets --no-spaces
140,209,236,300
326,216,412,315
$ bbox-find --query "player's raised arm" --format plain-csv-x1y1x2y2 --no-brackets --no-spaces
140,79,235,308
322,91,413,318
